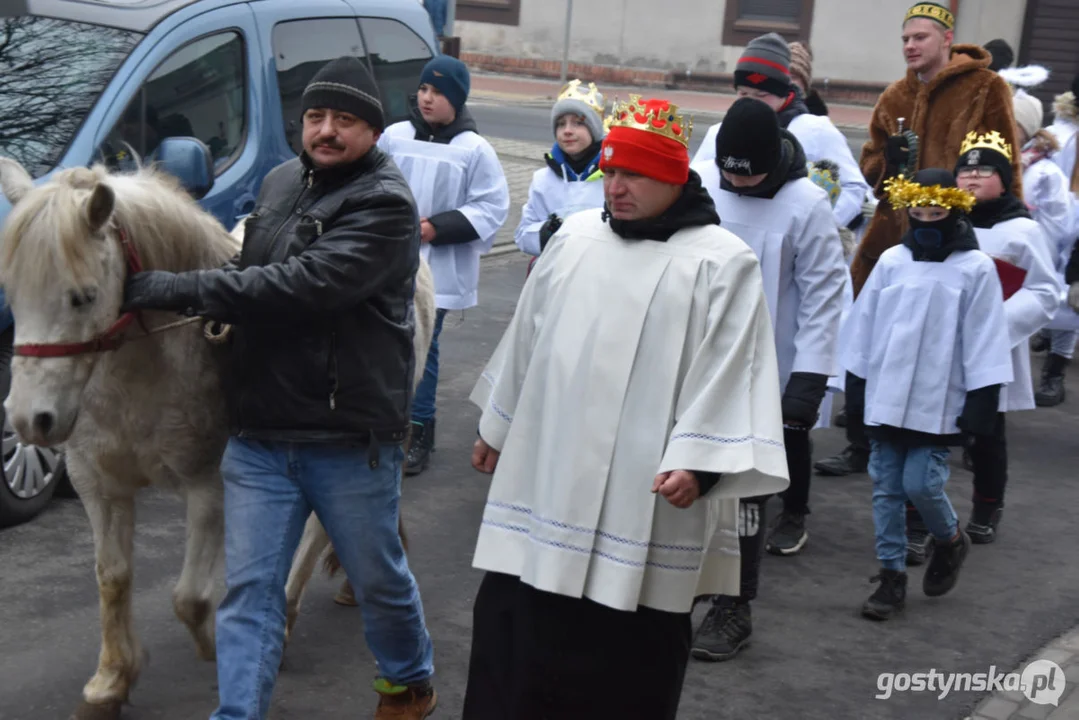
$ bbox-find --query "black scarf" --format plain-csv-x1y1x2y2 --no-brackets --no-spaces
603,170,720,241
719,130,809,200
777,86,810,128
902,213,980,262
967,194,1032,228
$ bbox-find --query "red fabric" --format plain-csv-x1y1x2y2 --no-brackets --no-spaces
993,257,1027,301
600,125,689,185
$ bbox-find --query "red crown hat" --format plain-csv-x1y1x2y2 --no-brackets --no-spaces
599,95,693,184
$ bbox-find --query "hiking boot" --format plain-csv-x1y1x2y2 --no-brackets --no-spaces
835,407,848,427
966,503,1003,545
1035,353,1069,407
374,678,437,719
1031,333,1050,353
906,512,934,567
405,419,434,476
814,444,869,476
923,530,971,597
691,597,752,662
766,511,808,556
861,569,907,620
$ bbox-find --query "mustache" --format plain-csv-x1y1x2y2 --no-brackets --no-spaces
314,139,345,150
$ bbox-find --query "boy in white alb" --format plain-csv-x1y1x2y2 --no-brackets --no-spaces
842,169,1013,621
378,56,510,475
690,98,847,661
515,79,607,269
946,131,1061,544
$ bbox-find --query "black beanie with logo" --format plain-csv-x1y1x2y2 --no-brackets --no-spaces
714,97,783,176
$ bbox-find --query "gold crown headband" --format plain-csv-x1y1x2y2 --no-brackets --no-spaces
905,3,955,30
557,79,605,117
959,130,1013,162
605,94,692,148
883,174,977,212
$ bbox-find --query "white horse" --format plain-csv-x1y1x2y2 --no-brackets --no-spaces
0,157,435,719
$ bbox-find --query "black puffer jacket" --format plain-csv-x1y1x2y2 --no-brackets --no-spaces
190,147,420,444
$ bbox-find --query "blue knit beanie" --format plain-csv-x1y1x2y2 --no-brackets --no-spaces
419,56,470,112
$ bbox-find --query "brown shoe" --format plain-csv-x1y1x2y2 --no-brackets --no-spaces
374,680,437,719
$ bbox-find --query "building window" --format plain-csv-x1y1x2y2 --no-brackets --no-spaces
456,0,521,26
723,0,815,46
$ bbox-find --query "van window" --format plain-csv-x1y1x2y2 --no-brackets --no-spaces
272,19,367,156
0,16,141,178
359,18,434,125
100,32,246,173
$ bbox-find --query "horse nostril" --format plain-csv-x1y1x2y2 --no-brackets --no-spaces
32,412,54,437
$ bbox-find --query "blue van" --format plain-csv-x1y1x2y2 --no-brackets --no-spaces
0,0,440,528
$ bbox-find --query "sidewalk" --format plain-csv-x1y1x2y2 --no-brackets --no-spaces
965,624,1079,720
470,72,874,132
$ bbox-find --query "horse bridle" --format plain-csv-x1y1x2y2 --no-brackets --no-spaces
13,228,147,358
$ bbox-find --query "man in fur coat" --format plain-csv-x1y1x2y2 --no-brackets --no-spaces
815,1,1022,478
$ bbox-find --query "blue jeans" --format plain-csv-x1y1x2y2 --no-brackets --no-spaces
423,0,447,37
869,440,958,572
411,308,447,423
210,438,434,720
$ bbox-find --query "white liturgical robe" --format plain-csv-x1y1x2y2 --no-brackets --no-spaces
469,210,790,614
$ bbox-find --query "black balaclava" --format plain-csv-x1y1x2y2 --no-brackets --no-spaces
902,168,979,261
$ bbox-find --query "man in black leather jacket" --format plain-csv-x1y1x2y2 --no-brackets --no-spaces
122,56,437,720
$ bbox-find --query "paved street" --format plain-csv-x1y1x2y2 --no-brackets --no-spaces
1,96,1077,720
2,248,1079,720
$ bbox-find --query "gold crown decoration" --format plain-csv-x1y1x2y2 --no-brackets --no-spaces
904,2,955,30
959,130,1013,162
883,174,977,213
557,79,605,117
605,94,693,148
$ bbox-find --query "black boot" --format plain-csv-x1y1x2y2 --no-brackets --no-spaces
835,407,848,427
923,530,971,597
1031,332,1050,353
861,569,907,620
906,508,934,567
966,502,1003,545
813,443,869,476
1035,353,1069,407
691,597,752,662
405,419,434,476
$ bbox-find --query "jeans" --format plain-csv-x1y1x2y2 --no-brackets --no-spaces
423,0,447,37
210,438,434,720
869,440,958,572
411,308,447,423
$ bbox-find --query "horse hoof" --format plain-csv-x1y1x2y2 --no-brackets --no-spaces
333,581,358,607
70,699,123,720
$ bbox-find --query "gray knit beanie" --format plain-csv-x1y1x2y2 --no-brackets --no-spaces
734,32,792,98
551,79,606,143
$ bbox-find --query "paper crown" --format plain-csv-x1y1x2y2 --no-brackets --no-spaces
605,94,692,148
959,130,1013,162
905,2,955,30
883,174,976,212
557,79,604,117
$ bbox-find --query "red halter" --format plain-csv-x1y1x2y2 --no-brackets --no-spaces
13,229,145,358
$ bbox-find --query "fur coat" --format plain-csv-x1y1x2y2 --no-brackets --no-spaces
851,44,1022,296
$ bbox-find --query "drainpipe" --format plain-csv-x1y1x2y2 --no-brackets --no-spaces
950,0,959,24
560,0,574,83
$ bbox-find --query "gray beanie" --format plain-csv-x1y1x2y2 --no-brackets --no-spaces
551,79,606,143
734,32,792,98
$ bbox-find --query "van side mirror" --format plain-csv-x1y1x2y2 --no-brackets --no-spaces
150,137,215,200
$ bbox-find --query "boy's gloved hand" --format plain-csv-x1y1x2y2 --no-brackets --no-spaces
782,372,828,427
539,214,563,252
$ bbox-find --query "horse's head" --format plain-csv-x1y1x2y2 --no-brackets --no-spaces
0,158,131,446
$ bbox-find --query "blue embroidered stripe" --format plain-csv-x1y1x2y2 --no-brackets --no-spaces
670,431,784,449
482,520,701,572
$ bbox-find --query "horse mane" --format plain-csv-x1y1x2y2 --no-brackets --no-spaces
0,163,238,297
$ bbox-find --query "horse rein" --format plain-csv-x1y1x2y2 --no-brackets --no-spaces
12,228,205,358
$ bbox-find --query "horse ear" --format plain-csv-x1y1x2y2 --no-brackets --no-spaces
0,157,33,205
84,183,115,234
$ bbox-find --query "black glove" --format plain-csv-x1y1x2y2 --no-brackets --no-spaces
957,385,1001,438
538,214,563,252
782,372,829,427
121,270,199,314
885,135,911,173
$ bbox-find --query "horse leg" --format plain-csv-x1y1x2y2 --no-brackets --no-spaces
283,512,331,648
72,489,141,720
172,479,223,662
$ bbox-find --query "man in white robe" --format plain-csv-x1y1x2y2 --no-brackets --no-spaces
462,95,789,719
377,55,510,476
